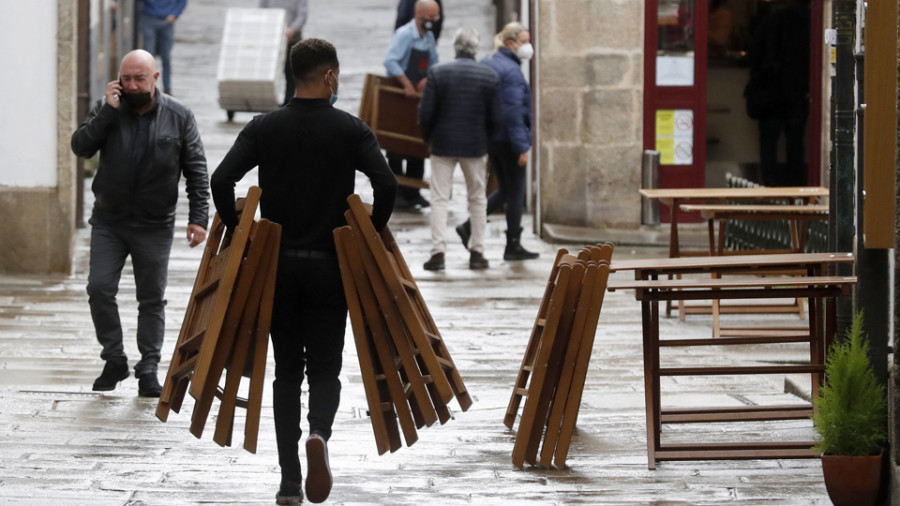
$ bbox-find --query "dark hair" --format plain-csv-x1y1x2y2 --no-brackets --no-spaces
290,38,339,83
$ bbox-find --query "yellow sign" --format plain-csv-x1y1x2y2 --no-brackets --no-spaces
655,109,693,165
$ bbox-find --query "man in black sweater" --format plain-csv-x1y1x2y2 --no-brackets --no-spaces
210,39,397,505
418,28,501,271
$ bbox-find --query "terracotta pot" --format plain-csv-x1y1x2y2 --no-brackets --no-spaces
820,454,883,506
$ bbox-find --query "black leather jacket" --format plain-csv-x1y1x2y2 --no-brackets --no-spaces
71,91,210,228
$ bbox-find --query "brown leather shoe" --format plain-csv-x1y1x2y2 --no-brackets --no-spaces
469,250,489,270
423,252,445,271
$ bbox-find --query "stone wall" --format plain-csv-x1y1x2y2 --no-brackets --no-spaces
0,1,77,274
535,0,644,230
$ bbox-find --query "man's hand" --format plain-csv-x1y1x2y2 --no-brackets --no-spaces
186,224,206,248
518,152,529,167
286,28,295,41
415,78,427,93
402,80,417,98
165,14,176,23
105,80,122,109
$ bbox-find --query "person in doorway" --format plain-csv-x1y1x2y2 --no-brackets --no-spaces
140,0,186,95
260,0,308,105
458,22,539,261
210,39,397,505
745,0,810,187
394,0,443,42
418,27,501,271
70,49,210,398
383,0,441,210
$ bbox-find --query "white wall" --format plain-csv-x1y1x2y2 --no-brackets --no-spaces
0,3,58,187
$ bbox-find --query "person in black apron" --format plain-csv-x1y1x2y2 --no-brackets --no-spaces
383,0,441,209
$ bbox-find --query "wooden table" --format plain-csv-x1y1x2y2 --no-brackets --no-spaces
639,187,829,259
640,187,829,320
675,204,830,335
608,252,855,469
678,204,829,256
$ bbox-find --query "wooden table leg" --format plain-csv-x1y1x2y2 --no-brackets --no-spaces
640,292,660,470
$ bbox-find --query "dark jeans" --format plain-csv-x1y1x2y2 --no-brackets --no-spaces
141,15,175,93
759,101,808,187
87,221,174,376
386,152,425,200
487,142,527,235
270,254,347,483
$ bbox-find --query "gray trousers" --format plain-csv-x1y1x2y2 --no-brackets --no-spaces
87,221,174,376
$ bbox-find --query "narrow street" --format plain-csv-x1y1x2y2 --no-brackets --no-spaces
0,1,833,504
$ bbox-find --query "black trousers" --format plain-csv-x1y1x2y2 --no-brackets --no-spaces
758,100,808,187
386,151,425,199
87,221,174,376
486,142,527,235
270,253,347,483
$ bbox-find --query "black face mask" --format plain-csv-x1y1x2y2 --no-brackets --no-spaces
423,20,434,32
122,91,153,108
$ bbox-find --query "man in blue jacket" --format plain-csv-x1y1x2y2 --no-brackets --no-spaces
140,0,187,95
383,0,441,210
418,28,500,271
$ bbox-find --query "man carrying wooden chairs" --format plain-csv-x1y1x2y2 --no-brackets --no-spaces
211,38,397,504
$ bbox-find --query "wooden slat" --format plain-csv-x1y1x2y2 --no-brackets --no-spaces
243,225,280,453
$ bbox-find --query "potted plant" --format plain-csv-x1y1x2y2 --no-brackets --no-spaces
811,311,887,506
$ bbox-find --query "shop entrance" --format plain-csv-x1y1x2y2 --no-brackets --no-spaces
643,0,824,221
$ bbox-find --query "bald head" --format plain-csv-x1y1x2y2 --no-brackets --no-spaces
414,0,440,36
119,49,160,112
415,0,439,17
121,49,158,74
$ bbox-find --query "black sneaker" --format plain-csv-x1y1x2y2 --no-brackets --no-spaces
275,480,303,505
92,358,129,391
137,373,162,398
423,252,445,271
305,434,332,503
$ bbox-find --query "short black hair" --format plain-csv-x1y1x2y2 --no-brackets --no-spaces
290,38,339,83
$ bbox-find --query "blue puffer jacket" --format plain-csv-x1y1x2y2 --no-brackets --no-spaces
481,47,532,154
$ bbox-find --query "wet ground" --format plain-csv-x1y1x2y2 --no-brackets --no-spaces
0,0,832,504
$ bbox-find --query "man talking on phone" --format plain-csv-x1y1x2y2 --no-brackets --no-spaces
71,49,210,397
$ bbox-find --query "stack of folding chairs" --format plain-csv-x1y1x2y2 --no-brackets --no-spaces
156,186,281,454
334,194,472,455
505,243,614,469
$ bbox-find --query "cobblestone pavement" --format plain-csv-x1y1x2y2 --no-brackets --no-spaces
0,1,832,504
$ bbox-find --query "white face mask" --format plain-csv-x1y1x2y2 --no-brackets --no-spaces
516,42,534,60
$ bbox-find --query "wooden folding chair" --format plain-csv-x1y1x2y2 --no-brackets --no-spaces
541,250,613,468
346,195,471,413
335,226,404,454
511,254,579,469
188,214,273,439
337,225,420,447
211,220,281,450
157,187,261,422
344,211,441,428
503,248,570,429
